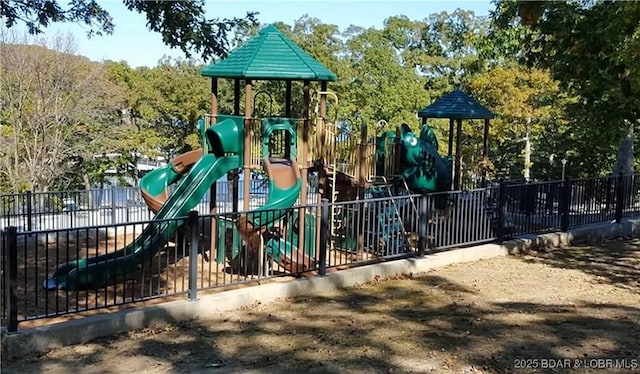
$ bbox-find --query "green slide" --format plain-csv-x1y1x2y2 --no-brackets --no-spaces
245,166,302,227
44,154,240,290
248,166,313,263
45,116,244,290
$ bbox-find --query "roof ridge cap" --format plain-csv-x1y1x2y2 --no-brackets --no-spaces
243,32,269,76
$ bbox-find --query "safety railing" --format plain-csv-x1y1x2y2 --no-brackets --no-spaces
2,173,639,331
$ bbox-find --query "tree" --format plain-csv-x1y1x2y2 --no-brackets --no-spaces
491,0,640,175
0,30,120,192
410,10,489,93
341,18,430,132
467,66,567,180
0,0,258,61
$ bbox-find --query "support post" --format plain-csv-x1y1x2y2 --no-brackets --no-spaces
243,80,253,213
234,79,241,116
448,118,455,190
187,211,199,300
285,81,292,117
319,198,329,276
233,79,242,213
211,78,218,122
209,78,218,257
316,83,328,255
560,178,572,232
318,82,328,199
298,81,311,254
448,118,454,157
6,226,18,332
454,118,463,191
482,118,490,187
285,80,293,157
358,125,368,191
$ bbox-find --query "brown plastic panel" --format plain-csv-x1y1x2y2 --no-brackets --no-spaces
262,157,300,190
172,149,203,174
141,189,168,214
140,149,203,214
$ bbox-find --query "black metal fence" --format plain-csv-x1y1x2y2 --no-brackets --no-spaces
0,178,319,232
1,174,639,331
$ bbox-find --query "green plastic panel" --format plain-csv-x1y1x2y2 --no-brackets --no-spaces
261,117,298,160
206,115,245,162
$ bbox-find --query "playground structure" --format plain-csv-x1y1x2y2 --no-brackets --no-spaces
43,25,455,290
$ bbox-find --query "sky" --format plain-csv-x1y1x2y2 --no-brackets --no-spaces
26,0,494,68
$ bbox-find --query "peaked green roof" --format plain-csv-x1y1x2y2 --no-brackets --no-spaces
418,89,495,120
200,24,337,81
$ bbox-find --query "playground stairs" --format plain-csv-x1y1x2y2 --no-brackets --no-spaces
363,177,411,255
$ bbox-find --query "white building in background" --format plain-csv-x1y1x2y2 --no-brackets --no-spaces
97,153,168,187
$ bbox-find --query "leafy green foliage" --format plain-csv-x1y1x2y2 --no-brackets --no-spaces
467,66,568,179
0,0,258,60
3,4,637,192
491,0,639,175
1,0,113,36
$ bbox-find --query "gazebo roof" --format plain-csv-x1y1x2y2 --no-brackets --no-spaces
418,89,494,120
200,24,337,81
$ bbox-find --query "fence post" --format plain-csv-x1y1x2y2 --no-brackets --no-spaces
187,210,200,300
26,191,33,233
560,178,572,232
497,182,506,242
615,172,624,224
417,196,428,257
318,199,329,276
6,226,18,332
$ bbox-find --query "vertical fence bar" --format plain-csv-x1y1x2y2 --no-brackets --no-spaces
6,226,18,332
615,173,624,223
319,199,329,276
188,211,199,300
26,191,33,232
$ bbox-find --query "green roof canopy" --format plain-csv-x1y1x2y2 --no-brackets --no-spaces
418,89,494,120
200,24,337,81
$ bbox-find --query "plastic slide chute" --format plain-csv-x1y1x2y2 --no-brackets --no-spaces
246,157,302,226
44,154,240,290
139,150,203,213
236,157,319,273
44,116,244,290
234,116,317,274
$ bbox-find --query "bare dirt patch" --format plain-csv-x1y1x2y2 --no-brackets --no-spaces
3,238,640,374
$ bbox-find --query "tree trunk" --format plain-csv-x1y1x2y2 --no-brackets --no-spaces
614,121,635,209
83,173,94,209
615,121,634,175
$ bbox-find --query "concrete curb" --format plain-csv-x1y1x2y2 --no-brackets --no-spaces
2,217,638,358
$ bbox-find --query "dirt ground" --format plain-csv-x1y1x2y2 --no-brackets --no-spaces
3,238,640,374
